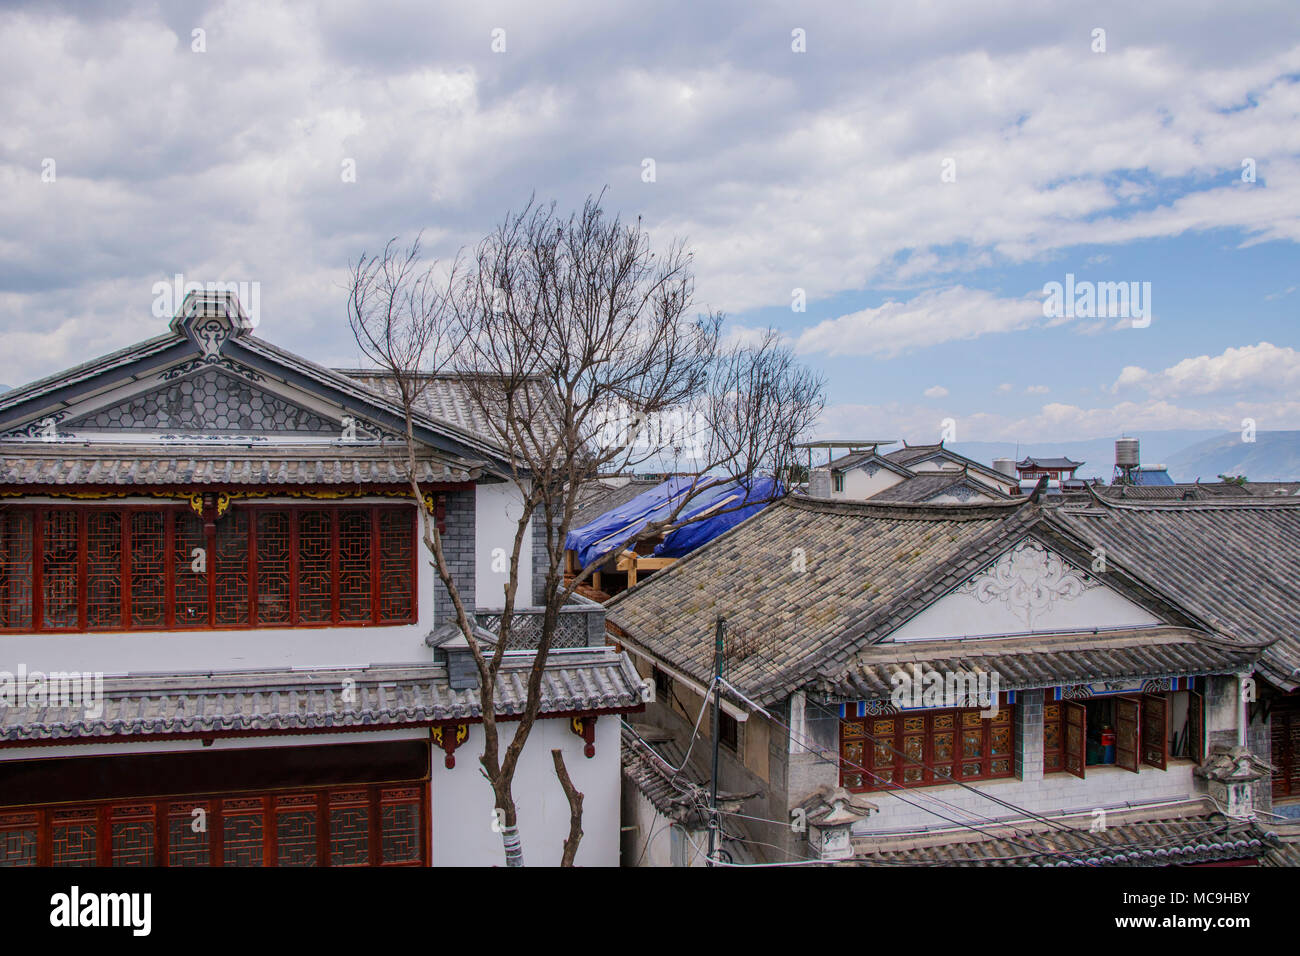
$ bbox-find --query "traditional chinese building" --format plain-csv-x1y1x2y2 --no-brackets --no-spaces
808,441,1018,503
0,292,645,867
1016,455,1084,483
607,491,1294,865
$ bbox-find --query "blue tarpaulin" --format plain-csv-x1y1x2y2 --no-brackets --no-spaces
564,475,780,568
653,476,783,558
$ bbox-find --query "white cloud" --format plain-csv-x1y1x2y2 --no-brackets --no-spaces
796,286,1043,358
1026,384,1050,394
996,383,1014,393
923,385,949,399
1111,342,1300,398
817,396,1300,445
0,0,1298,389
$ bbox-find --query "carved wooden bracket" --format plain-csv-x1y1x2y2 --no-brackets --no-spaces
431,723,469,768
570,715,597,758
422,492,448,535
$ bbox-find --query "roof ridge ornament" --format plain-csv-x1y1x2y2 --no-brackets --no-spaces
169,289,254,357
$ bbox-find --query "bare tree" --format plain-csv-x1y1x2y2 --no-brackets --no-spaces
349,193,824,866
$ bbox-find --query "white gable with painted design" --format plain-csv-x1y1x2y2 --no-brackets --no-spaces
888,538,1161,641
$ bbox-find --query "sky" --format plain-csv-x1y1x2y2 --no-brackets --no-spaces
1,0,1297,445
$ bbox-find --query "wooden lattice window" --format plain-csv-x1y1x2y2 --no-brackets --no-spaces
378,510,414,623
296,510,335,624
1043,700,1064,773
0,503,416,632
0,511,33,630
840,705,1016,792
41,509,79,629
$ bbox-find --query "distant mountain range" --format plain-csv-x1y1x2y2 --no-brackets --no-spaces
947,429,1300,482
947,430,1224,480
1164,431,1300,482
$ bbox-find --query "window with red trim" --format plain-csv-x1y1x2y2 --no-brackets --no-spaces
840,706,1016,791
0,503,416,632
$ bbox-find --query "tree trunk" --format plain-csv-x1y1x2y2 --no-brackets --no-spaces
552,749,584,867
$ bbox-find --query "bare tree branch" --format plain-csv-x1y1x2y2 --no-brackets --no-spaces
551,749,584,867
348,192,825,866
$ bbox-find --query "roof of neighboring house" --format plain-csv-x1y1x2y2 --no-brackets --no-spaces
881,443,946,468
340,370,564,456
852,804,1275,866
867,473,1007,503
1100,481,1300,501
0,650,647,743
881,443,1018,488
0,444,474,485
1050,493,1300,690
573,479,663,528
620,722,759,862
607,495,1246,705
0,297,531,478
824,449,912,478
1017,456,1084,469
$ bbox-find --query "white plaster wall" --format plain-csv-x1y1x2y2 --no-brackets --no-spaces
625,790,676,867
431,716,620,866
0,497,435,676
855,761,1200,835
909,459,963,475
890,543,1160,642
929,489,996,504
474,482,532,610
841,467,903,500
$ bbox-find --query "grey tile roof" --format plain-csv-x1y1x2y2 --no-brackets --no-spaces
882,443,1015,487
621,724,710,824
881,443,946,467
0,326,515,472
341,369,564,458
868,473,1007,503
0,333,180,413
0,444,475,484
854,806,1273,866
0,649,647,742
1017,456,1083,469
608,496,1049,704
1099,482,1300,501
1047,495,1300,690
607,494,1271,705
833,627,1260,700
573,479,663,527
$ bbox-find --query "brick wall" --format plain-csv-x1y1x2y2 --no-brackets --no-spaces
1015,690,1044,784
532,506,558,606
435,488,476,623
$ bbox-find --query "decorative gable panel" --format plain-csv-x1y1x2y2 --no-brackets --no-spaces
888,538,1161,641
65,368,340,435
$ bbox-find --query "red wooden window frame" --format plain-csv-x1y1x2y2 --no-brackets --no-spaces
1042,699,1065,774
1045,691,1186,775
839,705,1016,792
0,781,428,867
0,503,416,633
